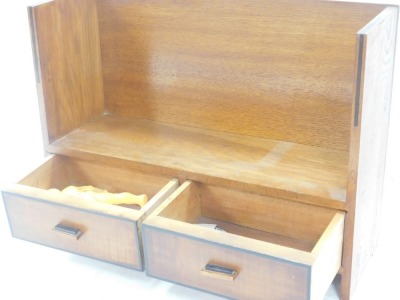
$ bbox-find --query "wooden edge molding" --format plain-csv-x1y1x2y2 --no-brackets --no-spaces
27,5,50,149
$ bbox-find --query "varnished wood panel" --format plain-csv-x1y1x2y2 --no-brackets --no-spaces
148,179,344,256
198,183,336,245
143,212,344,300
18,155,71,190
31,0,104,144
310,212,344,300
2,155,179,270
343,7,398,300
19,155,173,200
143,225,310,300
197,216,314,252
22,1,397,299
153,181,315,252
97,0,384,151
48,115,349,208
158,181,201,223
3,192,140,269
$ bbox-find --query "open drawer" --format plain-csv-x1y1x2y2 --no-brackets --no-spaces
142,180,345,300
2,155,179,270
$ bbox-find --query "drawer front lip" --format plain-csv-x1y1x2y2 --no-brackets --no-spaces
2,192,143,271
142,224,312,300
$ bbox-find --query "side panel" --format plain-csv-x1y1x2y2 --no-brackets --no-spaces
30,0,104,145
344,7,398,299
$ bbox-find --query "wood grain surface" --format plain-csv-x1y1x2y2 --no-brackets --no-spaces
197,182,336,245
149,180,342,254
2,154,179,270
311,212,345,300
31,0,104,144
96,0,384,151
156,180,338,252
196,216,314,252
48,115,349,208
3,192,141,269
24,1,397,299
144,203,344,300
144,225,310,300
342,7,399,300
18,155,173,201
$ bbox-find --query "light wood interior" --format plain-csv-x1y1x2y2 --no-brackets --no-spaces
158,181,337,252
311,212,345,300
18,155,172,210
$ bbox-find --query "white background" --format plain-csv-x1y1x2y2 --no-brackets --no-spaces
0,1,399,299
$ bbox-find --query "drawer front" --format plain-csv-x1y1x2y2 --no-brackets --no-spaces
3,192,141,270
143,225,310,300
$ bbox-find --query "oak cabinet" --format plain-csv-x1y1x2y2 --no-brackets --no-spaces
2,1,397,299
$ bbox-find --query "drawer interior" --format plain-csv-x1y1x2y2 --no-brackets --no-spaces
157,181,339,252
145,180,345,299
17,155,175,211
3,155,178,270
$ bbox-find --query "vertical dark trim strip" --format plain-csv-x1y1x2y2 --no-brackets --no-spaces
354,34,365,127
306,266,312,300
133,221,144,271
142,224,150,275
28,7,41,84
2,192,15,238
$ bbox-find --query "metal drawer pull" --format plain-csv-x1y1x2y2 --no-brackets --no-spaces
200,263,238,281
53,223,83,240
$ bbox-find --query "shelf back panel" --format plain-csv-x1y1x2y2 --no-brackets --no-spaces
97,0,384,151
